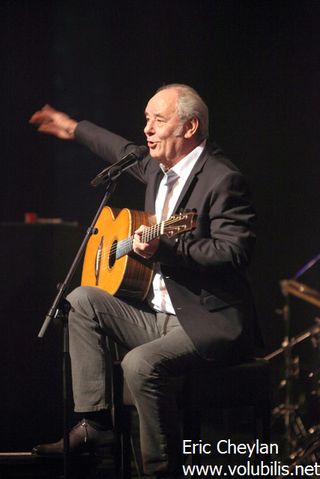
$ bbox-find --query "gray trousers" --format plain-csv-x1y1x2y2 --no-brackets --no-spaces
67,285,202,475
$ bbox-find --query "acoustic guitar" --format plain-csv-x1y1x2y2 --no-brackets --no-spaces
81,206,197,301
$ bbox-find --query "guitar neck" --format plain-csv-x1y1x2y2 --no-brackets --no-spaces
116,222,164,260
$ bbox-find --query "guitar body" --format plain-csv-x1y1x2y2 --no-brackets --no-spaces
81,207,155,301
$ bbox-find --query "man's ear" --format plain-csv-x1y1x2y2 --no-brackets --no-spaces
184,117,199,139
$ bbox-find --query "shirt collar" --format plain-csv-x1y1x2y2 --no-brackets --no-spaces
160,140,206,180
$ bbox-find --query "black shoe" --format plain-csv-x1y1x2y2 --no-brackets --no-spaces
31,419,114,457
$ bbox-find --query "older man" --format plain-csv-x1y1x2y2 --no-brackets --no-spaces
30,84,259,479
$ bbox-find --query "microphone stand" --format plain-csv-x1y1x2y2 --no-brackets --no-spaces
37,155,140,479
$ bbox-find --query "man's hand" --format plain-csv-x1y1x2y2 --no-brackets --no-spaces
133,225,159,259
29,105,78,140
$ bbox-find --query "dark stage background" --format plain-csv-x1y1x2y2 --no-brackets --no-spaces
1,0,320,452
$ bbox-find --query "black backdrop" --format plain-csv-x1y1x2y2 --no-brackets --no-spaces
1,0,320,451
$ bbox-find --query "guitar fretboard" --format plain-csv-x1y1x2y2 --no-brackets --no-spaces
116,222,163,260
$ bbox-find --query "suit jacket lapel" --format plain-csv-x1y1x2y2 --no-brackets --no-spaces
145,166,163,213
173,147,209,213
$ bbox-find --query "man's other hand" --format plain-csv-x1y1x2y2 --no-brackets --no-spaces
29,105,78,140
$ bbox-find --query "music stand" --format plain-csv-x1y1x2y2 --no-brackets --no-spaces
266,279,320,458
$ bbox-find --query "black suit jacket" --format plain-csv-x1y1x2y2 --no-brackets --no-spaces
75,121,261,360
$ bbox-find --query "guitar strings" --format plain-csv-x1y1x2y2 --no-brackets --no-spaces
92,215,188,270
95,217,172,262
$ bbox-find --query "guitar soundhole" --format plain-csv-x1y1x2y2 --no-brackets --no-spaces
108,240,117,269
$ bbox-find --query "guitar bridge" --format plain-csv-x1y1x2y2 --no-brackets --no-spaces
95,236,104,285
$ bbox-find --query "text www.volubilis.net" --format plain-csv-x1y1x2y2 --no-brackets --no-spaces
182,460,320,477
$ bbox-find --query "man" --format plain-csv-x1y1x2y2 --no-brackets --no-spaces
30,84,259,478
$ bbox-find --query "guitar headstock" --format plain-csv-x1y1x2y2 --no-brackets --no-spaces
162,211,198,238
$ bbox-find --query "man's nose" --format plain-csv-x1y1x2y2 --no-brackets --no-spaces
144,120,155,135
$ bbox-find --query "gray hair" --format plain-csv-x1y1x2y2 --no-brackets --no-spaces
156,83,209,140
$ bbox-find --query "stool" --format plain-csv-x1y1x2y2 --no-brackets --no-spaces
112,358,271,479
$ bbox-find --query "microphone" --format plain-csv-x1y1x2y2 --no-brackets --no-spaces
91,145,148,187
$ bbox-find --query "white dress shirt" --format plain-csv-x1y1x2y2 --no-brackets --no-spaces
149,140,206,314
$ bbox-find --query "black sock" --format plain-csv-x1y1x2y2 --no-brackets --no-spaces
76,410,113,430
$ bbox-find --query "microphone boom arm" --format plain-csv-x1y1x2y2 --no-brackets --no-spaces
90,146,148,187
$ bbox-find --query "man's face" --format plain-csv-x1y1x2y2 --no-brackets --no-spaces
144,89,188,167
